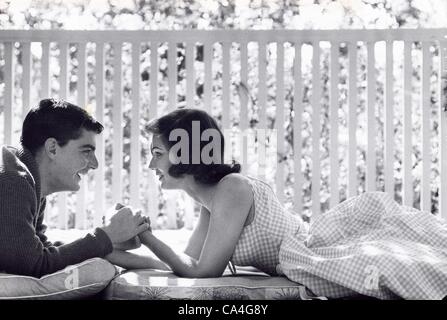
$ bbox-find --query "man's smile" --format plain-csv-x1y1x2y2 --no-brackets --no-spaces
75,170,89,180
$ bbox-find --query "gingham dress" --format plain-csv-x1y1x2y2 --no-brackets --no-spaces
229,175,304,275
231,178,447,300
278,192,447,299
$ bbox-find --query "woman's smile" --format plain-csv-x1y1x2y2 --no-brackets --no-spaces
155,170,164,181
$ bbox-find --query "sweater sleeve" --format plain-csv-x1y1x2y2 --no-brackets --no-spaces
35,199,53,248
0,173,113,277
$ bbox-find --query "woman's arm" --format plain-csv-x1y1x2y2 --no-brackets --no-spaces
105,250,170,270
183,206,210,259
139,175,253,278
107,208,209,271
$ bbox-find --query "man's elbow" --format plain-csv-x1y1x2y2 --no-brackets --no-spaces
2,263,43,278
17,261,50,278
2,256,53,278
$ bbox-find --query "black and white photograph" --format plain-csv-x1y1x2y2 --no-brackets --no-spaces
0,0,446,308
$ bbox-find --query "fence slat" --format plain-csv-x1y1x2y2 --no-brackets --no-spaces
76,42,87,229
112,42,123,206
131,42,141,209
440,40,447,219
403,41,413,207
180,42,197,228
40,42,50,227
366,42,376,192
59,43,69,100
150,41,158,120
421,42,431,212
222,41,230,129
384,40,394,195
257,41,267,179
239,41,248,174
186,41,195,109
168,41,177,111
58,42,69,229
311,42,321,216
164,191,178,229
41,41,51,99
147,41,159,224
203,42,212,113
348,42,358,198
4,42,13,145
330,42,340,208
293,42,303,215
22,42,31,123
258,42,267,128
276,42,285,204
94,41,105,227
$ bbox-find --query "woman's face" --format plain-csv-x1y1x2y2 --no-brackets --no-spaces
149,134,180,189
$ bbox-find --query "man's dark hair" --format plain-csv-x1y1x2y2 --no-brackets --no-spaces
146,108,241,185
20,98,104,155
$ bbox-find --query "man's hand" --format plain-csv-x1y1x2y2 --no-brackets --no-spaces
111,203,149,250
114,215,152,250
101,206,150,244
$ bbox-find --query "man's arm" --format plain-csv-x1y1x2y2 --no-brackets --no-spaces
35,199,57,247
34,200,65,247
0,175,113,277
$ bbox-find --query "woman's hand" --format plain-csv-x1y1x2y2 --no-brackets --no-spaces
138,216,152,240
112,203,150,250
143,216,152,232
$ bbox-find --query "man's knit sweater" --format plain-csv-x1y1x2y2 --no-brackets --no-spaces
0,145,113,277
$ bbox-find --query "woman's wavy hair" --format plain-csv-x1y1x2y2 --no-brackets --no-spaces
146,108,241,185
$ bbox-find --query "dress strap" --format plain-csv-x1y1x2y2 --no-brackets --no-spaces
228,260,237,275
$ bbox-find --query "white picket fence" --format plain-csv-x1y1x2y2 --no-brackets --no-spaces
0,29,446,229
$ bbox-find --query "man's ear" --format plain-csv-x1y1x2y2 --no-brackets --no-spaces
44,138,58,159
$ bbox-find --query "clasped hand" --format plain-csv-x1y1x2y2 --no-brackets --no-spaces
102,203,152,250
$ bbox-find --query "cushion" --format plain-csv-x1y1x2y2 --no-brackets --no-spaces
104,267,327,300
0,258,117,300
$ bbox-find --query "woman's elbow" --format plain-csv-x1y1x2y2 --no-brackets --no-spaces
173,267,224,278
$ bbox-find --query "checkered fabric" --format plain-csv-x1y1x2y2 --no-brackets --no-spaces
230,176,305,275
278,192,447,300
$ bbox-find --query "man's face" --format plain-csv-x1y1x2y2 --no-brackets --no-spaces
50,129,99,192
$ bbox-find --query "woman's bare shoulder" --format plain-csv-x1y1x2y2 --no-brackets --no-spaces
218,173,251,187
210,173,254,221
215,173,253,200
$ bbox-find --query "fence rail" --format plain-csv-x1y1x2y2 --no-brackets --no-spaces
1,29,447,42
1,29,446,229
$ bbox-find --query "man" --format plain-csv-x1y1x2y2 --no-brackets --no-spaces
0,98,149,277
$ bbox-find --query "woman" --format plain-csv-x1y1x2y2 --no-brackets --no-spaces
107,107,304,277
107,108,447,300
